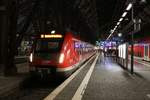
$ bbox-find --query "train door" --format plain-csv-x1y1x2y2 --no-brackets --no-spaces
144,44,150,61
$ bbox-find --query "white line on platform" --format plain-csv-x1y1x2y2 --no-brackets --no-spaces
147,94,150,99
128,58,150,67
72,54,99,100
44,54,96,100
134,60,150,67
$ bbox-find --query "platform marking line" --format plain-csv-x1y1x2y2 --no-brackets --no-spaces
135,60,150,67
129,58,150,67
72,54,99,100
44,54,96,100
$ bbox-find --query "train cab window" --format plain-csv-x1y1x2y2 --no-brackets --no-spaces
35,39,62,52
47,42,59,49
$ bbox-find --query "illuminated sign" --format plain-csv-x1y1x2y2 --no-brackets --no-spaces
40,34,63,38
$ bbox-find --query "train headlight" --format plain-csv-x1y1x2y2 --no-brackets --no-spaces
59,53,64,63
29,53,33,62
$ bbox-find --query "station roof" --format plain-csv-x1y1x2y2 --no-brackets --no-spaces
17,0,150,44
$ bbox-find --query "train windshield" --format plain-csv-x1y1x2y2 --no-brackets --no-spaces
35,39,62,52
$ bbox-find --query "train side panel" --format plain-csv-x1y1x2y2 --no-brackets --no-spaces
56,32,81,75
133,44,144,57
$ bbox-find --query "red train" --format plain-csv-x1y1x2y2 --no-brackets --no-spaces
29,32,95,77
128,37,150,61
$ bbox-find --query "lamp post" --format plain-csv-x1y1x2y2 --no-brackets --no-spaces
131,5,134,74
124,2,135,74
130,0,144,74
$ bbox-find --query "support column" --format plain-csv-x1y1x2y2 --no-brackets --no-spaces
0,0,9,75
0,0,17,76
5,0,17,75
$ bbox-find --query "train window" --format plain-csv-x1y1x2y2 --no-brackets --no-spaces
48,42,59,49
145,46,148,56
35,39,62,52
74,41,81,54
74,42,80,48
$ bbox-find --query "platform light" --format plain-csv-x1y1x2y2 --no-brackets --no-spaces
112,29,114,33
140,0,147,3
122,12,127,17
107,32,113,40
110,29,113,33
117,22,120,26
118,33,122,37
16,34,19,37
114,26,117,30
51,30,56,34
126,3,132,11
119,18,123,22
106,35,110,40
107,27,117,40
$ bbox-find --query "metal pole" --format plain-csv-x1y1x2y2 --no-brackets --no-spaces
131,3,134,74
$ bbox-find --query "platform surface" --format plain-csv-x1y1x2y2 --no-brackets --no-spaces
46,54,150,100
0,63,29,98
82,56,150,100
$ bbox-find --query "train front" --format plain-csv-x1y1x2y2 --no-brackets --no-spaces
29,34,64,76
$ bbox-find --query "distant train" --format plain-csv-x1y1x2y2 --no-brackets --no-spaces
29,32,96,77
128,43,150,61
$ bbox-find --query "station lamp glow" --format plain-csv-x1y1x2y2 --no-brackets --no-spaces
107,30,114,40
126,3,133,11
16,34,19,37
114,26,117,30
118,33,122,37
119,18,123,22
122,12,127,17
106,3,133,42
117,22,120,26
141,0,146,3
51,30,56,34
110,29,113,33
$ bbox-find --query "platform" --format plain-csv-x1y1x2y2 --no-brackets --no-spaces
128,56,150,81
0,63,29,99
44,53,150,100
